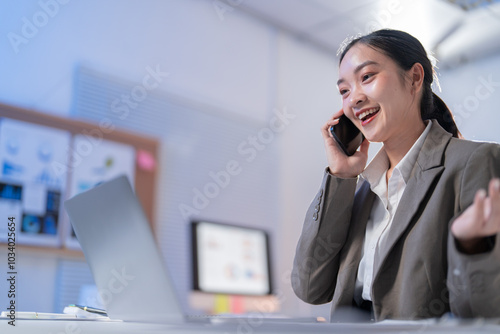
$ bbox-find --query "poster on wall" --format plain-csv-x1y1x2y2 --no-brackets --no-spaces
64,135,136,249
0,118,71,247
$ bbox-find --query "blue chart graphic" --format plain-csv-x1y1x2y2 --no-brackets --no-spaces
22,215,42,234
0,182,22,200
46,191,60,212
2,161,23,178
21,190,61,236
35,169,61,187
43,215,58,235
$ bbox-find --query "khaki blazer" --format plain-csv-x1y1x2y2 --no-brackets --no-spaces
291,120,500,321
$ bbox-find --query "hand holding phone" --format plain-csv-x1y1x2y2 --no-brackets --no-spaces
329,114,364,156
321,112,368,178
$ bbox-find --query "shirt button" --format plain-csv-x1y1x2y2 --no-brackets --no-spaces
313,212,318,221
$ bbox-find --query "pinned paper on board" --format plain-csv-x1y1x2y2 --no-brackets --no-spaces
0,118,70,247
64,136,136,249
22,183,47,215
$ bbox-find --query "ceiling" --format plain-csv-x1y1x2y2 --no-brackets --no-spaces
238,0,500,68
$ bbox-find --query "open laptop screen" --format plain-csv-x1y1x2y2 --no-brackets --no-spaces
65,175,183,323
191,220,272,296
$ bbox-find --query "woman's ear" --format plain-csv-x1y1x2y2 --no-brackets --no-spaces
410,63,424,93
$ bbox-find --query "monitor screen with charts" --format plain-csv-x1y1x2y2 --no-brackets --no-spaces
191,220,272,296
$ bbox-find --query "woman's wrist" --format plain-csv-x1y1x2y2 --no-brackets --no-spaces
455,236,492,255
327,166,358,179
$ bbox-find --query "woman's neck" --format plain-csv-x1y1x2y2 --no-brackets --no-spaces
384,120,426,180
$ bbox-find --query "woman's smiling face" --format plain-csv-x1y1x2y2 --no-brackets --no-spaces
337,43,420,143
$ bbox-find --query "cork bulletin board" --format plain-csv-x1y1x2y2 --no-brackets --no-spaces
0,102,159,253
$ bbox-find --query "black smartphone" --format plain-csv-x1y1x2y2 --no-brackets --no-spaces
330,114,364,156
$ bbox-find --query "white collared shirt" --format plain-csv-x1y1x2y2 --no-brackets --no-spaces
355,121,432,302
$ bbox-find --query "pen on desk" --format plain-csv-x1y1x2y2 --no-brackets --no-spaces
68,304,108,316
14,312,78,319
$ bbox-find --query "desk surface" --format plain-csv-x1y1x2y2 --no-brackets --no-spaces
2,318,500,334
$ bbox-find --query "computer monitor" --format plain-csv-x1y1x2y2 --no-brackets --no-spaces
191,220,272,296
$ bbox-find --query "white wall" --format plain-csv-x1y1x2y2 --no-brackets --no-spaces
275,33,338,318
1,0,500,318
439,54,500,143
0,0,274,122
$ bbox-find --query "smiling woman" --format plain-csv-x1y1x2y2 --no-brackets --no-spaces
291,29,500,322
338,30,459,138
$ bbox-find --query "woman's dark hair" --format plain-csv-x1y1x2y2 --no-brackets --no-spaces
339,29,459,138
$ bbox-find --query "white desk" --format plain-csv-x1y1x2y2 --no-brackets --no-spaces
2,318,500,334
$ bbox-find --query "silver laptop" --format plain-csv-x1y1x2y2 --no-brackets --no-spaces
65,175,320,325
64,175,184,323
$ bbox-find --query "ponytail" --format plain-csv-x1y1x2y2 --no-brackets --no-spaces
421,90,460,138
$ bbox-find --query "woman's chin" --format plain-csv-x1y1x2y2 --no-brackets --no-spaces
363,134,382,143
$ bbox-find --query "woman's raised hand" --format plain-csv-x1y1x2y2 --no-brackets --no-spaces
452,178,500,254
321,110,369,178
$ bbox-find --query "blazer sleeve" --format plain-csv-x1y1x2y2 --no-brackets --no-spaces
447,142,500,318
291,168,357,304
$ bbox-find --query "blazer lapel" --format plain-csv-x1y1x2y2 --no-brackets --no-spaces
372,120,452,283
333,181,376,306
347,181,376,269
